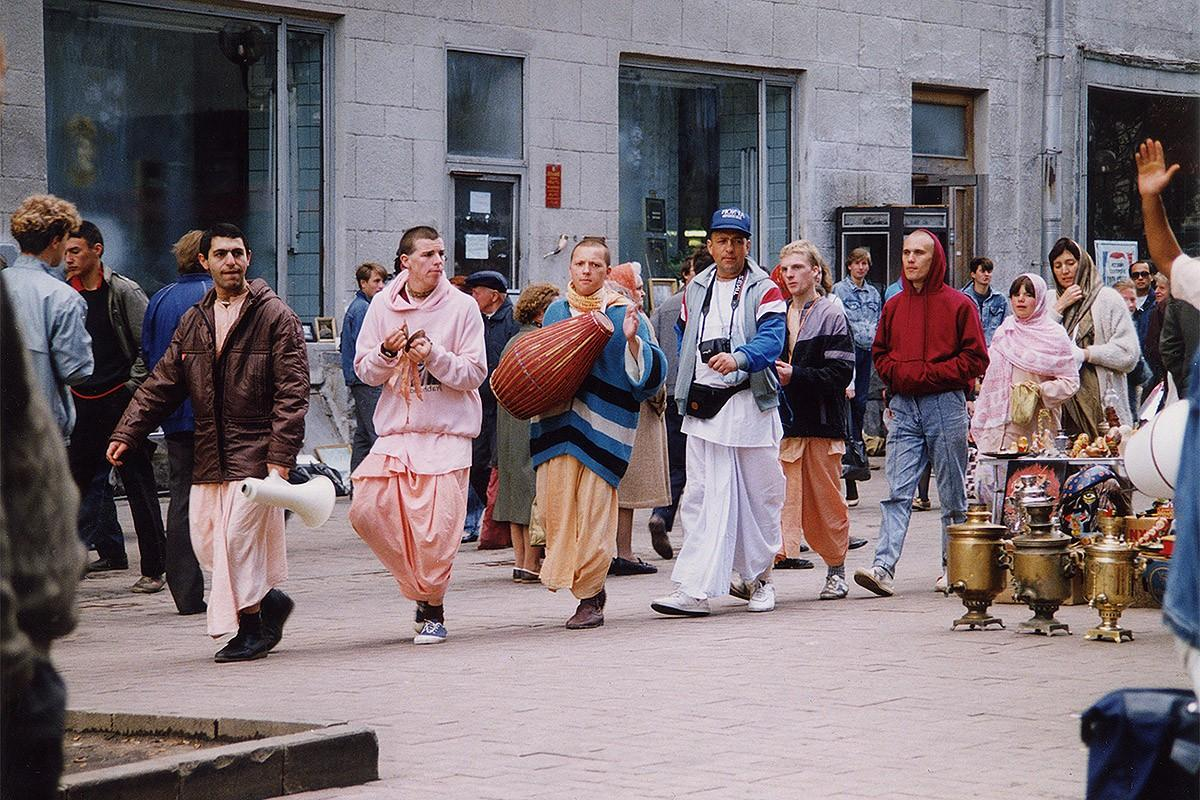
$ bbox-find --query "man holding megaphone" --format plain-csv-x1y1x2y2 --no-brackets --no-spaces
107,224,310,664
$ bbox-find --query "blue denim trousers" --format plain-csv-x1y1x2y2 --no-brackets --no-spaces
874,390,969,576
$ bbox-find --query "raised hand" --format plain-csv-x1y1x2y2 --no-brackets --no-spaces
1135,138,1180,198
622,302,640,342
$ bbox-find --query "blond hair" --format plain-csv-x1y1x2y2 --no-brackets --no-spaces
514,283,561,325
172,229,205,274
10,194,81,255
779,239,833,294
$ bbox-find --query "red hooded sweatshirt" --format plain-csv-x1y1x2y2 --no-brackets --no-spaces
872,230,988,397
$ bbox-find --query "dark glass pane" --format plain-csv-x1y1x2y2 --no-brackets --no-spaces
287,30,324,320
447,51,523,159
453,177,516,282
618,66,761,277
1087,86,1200,259
44,0,278,300
912,102,966,157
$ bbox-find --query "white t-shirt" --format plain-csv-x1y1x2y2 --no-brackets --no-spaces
681,277,782,448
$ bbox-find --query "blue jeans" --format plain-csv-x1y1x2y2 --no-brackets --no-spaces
873,390,969,576
349,384,381,473
849,347,872,443
1164,354,1199,649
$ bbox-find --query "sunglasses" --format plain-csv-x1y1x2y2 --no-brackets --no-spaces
1132,271,1151,278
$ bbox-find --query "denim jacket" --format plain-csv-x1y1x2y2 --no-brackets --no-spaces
961,283,1010,346
1163,353,1199,649
832,277,881,349
341,290,371,386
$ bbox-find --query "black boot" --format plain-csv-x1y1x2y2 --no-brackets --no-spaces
214,611,270,663
259,589,294,652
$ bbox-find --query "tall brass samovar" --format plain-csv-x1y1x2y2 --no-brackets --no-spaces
1009,497,1075,635
1083,514,1144,643
946,504,1009,630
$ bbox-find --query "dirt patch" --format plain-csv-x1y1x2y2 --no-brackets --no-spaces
63,730,228,775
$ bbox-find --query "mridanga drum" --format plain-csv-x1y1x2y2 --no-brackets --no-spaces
492,310,614,420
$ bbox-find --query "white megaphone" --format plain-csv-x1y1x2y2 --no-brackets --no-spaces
240,469,335,528
1123,399,1189,499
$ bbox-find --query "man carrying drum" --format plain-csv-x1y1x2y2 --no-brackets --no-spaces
529,237,667,629
348,226,487,645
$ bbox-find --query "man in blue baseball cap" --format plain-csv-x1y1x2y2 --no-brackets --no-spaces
462,269,519,545
652,206,789,617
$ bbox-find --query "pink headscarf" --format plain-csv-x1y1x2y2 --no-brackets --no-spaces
971,273,1078,436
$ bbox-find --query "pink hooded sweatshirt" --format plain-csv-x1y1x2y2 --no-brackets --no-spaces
354,273,487,474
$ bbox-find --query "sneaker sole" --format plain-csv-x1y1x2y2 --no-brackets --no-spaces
131,584,165,594
818,591,848,601
650,601,710,617
413,634,447,645
853,571,894,597
747,603,775,612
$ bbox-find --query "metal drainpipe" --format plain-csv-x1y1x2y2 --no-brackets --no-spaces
1040,0,1065,274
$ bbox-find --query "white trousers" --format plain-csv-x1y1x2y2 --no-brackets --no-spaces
671,436,784,599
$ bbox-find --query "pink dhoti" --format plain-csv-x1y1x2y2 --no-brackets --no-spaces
189,481,287,637
349,454,470,605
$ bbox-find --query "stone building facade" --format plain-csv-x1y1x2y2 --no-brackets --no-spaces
2,0,1196,324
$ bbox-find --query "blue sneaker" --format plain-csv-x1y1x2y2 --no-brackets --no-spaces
413,620,447,645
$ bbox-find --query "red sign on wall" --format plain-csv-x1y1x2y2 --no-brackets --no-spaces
545,164,562,209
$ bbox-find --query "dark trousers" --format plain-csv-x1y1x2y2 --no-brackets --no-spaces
850,346,872,444
78,468,123,555
165,432,206,614
67,388,166,578
652,401,688,530
349,384,381,473
469,408,497,510
1,660,67,800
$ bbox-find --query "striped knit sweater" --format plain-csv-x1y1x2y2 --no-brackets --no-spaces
530,298,667,487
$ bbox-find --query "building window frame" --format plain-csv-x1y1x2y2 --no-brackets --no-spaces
618,56,799,270
45,0,335,314
444,46,528,284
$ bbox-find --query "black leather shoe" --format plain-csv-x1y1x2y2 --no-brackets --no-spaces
85,557,129,573
774,558,814,570
259,589,294,652
214,613,270,663
608,556,658,576
461,531,479,544
848,536,869,550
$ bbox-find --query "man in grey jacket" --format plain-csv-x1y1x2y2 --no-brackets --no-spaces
63,221,167,592
0,194,93,439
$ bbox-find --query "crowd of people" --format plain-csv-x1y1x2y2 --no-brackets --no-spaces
2,139,1198,797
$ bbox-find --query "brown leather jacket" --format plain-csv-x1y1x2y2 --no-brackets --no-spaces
111,279,309,483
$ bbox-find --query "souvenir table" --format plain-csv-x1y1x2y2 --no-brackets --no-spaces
975,454,1131,527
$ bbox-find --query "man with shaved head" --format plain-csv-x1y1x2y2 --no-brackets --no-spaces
853,230,988,597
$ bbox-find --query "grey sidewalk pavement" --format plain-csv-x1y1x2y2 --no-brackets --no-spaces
60,471,1188,800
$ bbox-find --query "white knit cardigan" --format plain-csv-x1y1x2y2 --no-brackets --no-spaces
1052,285,1141,425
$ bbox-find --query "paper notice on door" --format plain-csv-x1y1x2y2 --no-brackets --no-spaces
464,234,490,260
469,191,492,215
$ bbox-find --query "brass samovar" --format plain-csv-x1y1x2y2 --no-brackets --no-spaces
1009,497,1075,635
946,504,1009,630
1083,514,1144,643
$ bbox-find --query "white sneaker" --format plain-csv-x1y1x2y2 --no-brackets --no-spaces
935,573,948,594
747,582,776,612
651,590,711,617
819,573,849,600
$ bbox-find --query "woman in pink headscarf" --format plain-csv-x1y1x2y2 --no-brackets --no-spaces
971,273,1080,456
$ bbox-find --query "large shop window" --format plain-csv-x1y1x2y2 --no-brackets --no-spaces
43,1,328,318
618,65,793,277
446,50,524,283
1086,86,1199,258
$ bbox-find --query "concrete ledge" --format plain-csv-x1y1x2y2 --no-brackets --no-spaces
60,713,378,800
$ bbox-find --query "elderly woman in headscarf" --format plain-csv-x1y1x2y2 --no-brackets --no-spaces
1049,237,1140,434
606,262,671,574
972,274,1080,457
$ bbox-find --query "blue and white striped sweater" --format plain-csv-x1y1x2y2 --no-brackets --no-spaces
530,299,667,487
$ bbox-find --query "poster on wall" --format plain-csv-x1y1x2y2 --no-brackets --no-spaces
1094,240,1139,286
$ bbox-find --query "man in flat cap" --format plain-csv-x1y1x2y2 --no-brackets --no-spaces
463,270,519,543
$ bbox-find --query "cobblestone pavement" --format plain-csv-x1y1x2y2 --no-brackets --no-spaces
59,471,1187,800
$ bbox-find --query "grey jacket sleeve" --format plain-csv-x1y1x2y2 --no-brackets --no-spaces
111,273,149,389
50,292,94,386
